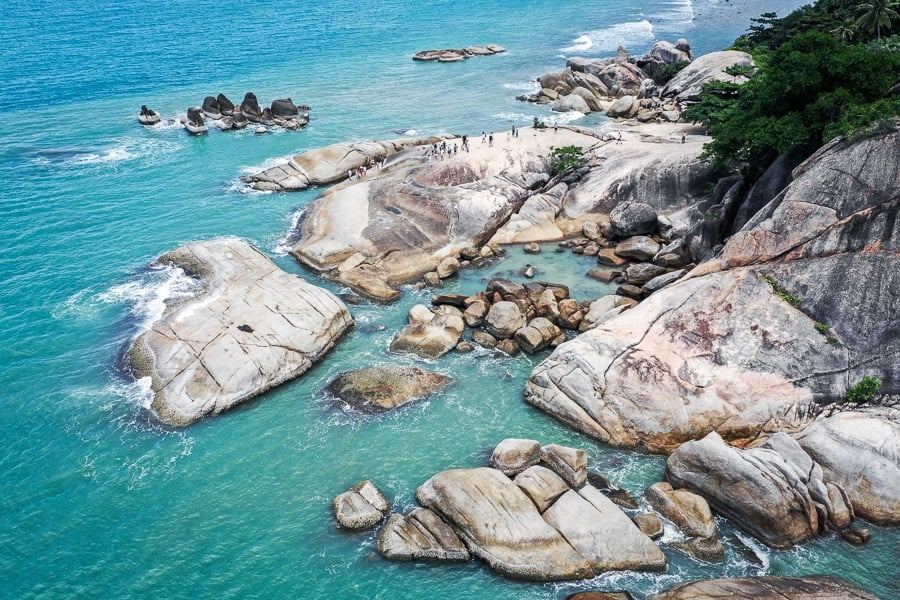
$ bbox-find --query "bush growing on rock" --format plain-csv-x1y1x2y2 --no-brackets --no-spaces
846,376,882,403
548,145,586,175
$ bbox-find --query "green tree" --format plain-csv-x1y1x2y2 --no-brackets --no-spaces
856,0,900,41
830,18,858,42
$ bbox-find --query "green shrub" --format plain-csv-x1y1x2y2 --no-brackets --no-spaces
814,322,831,334
763,275,802,308
548,145,586,175
846,376,882,403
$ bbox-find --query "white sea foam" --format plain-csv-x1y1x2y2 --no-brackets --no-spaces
562,20,655,55
31,137,180,171
98,264,199,332
502,81,541,92
273,207,307,255
734,531,771,573
649,0,696,33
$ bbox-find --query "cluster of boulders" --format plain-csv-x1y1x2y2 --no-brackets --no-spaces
138,105,160,126
667,431,872,549
413,44,505,62
391,276,639,360
179,92,309,135
518,40,755,125
555,200,695,300
333,480,391,529
372,439,666,580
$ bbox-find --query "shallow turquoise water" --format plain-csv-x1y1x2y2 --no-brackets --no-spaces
1,1,896,598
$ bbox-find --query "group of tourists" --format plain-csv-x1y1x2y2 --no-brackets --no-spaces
347,157,385,180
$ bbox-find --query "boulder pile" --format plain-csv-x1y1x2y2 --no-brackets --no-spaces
391,277,639,360
375,439,666,581
518,40,754,126
181,92,310,135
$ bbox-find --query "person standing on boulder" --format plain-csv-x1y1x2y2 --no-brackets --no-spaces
488,132,493,147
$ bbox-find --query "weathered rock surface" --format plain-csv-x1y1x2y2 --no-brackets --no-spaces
325,365,452,413
661,50,754,103
490,438,542,476
647,575,879,600
489,183,567,244
609,202,658,238
645,482,716,539
413,45,505,62
288,130,598,300
795,407,900,525
377,509,469,561
416,467,594,580
540,443,587,488
526,268,842,452
138,104,160,126
390,306,465,359
244,136,442,192
333,481,390,529
666,432,853,549
128,238,352,427
514,465,569,512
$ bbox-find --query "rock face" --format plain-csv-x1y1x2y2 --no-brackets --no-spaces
287,129,599,301
794,407,900,525
324,365,452,413
526,126,900,453
661,50,754,103
666,432,854,549
138,105,160,126
645,481,723,562
647,575,880,600
390,305,465,358
128,238,353,427
490,438,541,476
244,136,442,192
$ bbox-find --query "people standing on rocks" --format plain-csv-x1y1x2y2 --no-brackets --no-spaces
554,121,558,133
482,131,486,143
681,132,686,144
617,131,622,144
488,132,493,147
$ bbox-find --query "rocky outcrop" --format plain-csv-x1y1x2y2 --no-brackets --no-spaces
244,136,443,192
127,238,352,426
413,44,505,62
666,432,854,549
333,480,390,529
378,440,665,581
390,305,465,358
661,50,754,103
794,407,900,525
138,105,160,126
526,125,900,453
377,509,469,561
645,482,723,562
490,438,541,476
288,129,598,301
183,107,208,135
647,575,879,600
324,365,452,413
489,183,568,244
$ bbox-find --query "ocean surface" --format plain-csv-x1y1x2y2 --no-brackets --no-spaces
1,1,896,598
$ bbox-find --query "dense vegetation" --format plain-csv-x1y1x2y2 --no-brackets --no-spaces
684,0,900,176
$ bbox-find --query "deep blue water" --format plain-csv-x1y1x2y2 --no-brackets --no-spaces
2,1,896,598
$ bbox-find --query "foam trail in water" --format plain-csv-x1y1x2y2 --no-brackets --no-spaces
649,0,695,35
273,208,307,255
562,20,655,55
98,264,199,332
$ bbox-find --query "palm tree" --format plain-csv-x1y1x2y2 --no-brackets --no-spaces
856,0,900,41
830,19,858,43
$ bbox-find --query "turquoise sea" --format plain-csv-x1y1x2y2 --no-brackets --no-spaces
1,1,896,598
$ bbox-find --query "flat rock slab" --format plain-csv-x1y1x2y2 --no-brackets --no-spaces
128,238,353,426
325,365,452,413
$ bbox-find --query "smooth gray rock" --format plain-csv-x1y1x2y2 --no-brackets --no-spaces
543,488,666,573
490,438,542,476
666,432,853,549
514,465,570,512
609,202,658,238
606,95,636,118
540,444,587,488
484,301,526,339
661,50,754,103
128,239,352,427
645,482,716,539
334,481,389,530
625,262,667,286
795,407,900,525
416,467,594,581
377,509,469,561
390,312,465,359
614,236,660,261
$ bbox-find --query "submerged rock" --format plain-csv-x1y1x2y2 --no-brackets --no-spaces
127,238,352,426
325,365,452,413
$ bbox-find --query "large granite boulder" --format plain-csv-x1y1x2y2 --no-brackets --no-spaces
661,50,754,103
415,467,665,580
794,407,900,525
489,183,567,244
377,508,469,561
325,365,452,413
490,438,541,476
647,575,879,600
609,202,657,237
333,480,390,529
416,467,593,580
666,432,853,549
526,126,900,452
526,267,843,452
240,92,262,121
128,238,352,426
390,308,465,359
